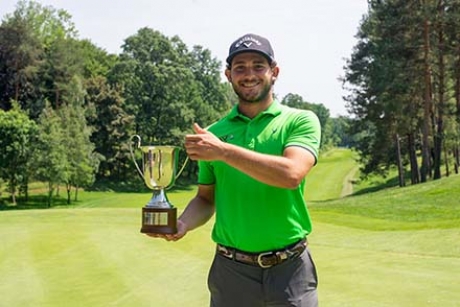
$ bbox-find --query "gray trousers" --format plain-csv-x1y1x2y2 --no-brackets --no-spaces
207,248,318,307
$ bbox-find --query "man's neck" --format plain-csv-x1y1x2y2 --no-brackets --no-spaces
237,97,274,119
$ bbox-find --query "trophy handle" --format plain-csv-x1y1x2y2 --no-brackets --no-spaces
163,154,188,191
129,135,144,178
174,155,189,181
162,149,189,190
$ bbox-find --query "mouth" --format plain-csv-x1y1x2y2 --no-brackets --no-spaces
240,81,260,89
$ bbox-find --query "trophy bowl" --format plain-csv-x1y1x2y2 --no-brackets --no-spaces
129,135,188,234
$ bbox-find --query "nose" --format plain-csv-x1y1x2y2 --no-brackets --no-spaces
242,67,258,79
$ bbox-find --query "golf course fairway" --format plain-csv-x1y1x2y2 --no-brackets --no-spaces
1,148,459,306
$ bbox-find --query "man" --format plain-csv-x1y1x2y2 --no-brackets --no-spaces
151,33,321,307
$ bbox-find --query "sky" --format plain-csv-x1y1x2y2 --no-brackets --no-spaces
0,0,368,117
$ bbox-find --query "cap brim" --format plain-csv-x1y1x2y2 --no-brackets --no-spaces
226,50,273,65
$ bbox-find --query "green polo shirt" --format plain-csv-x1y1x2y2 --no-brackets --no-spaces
198,100,321,252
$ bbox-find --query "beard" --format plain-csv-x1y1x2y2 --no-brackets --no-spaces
232,82,272,103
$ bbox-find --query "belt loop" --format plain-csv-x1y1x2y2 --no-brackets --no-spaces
276,251,288,261
217,244,235,260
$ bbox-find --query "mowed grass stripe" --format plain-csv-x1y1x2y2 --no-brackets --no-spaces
2,148,460,306
1,210,136,306
2,208,459,306
311,175,460,228
310,222,460,307
0,221,45,306
306,148,358,201
0,208,215,307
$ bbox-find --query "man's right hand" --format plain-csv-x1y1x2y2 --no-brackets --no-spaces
145,219,188,241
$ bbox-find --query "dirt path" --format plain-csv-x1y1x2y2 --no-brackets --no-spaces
340,166,359,198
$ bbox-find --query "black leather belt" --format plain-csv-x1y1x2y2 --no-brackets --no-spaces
216,238,307,268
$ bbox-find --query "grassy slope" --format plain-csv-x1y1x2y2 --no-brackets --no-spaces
305,148,358,201
306,152,460,306
1,148,459,306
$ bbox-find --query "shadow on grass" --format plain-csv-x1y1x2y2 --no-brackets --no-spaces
0,194,70,211
351,176,401,196
86,178,196,193
309,175,401,203
0,180,197,211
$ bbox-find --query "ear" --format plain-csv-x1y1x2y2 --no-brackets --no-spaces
225,69,232,82
272,66,280,79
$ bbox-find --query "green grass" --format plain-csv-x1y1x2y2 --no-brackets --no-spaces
1,148,460,306
311,175,460,229
0,208,215,306
305,148,358,201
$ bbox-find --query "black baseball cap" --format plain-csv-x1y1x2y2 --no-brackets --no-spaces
226,33,275,65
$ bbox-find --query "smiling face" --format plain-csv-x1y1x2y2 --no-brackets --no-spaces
225,52,279,105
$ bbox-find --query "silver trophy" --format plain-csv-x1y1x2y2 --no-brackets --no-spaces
129,135,188,234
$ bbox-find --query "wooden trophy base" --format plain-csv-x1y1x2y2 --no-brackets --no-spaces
140,207,177,234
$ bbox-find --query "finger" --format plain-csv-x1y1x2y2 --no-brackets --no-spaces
145,233,165,239
193,123,207,134
185,135,203,143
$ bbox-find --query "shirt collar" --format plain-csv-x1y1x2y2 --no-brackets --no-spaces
227,100,282,121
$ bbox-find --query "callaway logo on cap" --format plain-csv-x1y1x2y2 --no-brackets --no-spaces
226,33,275,65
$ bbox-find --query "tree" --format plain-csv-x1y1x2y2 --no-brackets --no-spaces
0,102,37,204
443,0,460,174
108,28,229,182
344,1,423,181
39,36,84,110
31,103,68,207
59,76,101,203
111,28,195,144
0,0,80,119
0,2,43,111
78,39,118,79
344,0,460,185
329,116,355,148
281,93,331,148
188,45,231,125
86,76,134,181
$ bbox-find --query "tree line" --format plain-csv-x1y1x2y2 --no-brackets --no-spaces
343,0,460,186
0,0,339,206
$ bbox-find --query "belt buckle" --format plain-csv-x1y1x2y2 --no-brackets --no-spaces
257,252,274,268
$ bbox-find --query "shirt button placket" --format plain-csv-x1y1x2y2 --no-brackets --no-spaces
247,122,255,149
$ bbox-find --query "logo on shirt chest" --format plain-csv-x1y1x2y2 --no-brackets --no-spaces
219,134,234,142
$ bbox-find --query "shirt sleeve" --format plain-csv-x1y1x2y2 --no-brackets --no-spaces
285,110,321,163
197,160,216,185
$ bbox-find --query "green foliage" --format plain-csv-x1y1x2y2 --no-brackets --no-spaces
0,0,81,117
107,28,231,182
281,93,334,148
111,28,228,145
343,0,460,181
31,103,68,206
85,76,134,181
327,116,355,147
78,39,118,78
0,3,43,111
0,0,349,193
58,78,101,203
0,103,37,204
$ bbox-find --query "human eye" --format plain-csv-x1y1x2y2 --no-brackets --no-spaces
254,64,267,72
233,65,246,73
